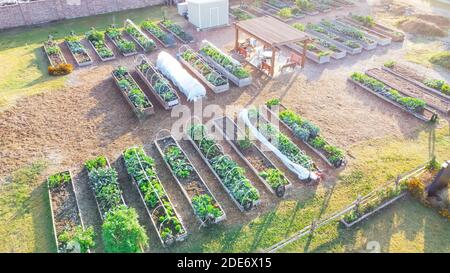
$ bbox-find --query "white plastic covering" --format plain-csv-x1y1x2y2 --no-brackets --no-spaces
156,51,206,102
239,109,318,181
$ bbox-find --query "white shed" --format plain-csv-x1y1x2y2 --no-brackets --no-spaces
186,0,229,30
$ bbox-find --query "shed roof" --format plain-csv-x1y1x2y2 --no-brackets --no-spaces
235,16,310,46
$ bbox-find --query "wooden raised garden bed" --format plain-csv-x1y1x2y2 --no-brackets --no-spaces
85,29,116,62
43,39,67,67
178,45,229,93
124,19,157,53
229,6,255,21
135,57,180,110
141,20,176,48
199,40,252,87
47,170,88,253
213,116,292,197
123,147,188,246
306,25,362,55
187,123,261,212
159,20,194,44
337,17,392,46
112,66,154,120
105,25,137,57
154,134,226,226
64,34,93,67
348,73,438,123
264,103,346,168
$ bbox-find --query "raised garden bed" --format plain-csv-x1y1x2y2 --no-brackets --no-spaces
154,134,226,226
84,156,125,219
349,72,438,123
135,57,179,110
199,40,252,87
112,66,154,120
382,64,450,103
159,20,194,44
105,25,137,57
47,170,93,253
64,33,92,67
178,45,229,93
123,147,187,246
366,68,449,114
287,42,331,64
244,107,320,180
187,123,261,212
214,116,292,197
347,14,404,42
337,17,392,46
43,38,67,67
295,0,320,15
124,19,156,53
141,20,176,48
319,0,344,9
264,100,345,168
320,20,378,50
229,6,255,21
312,37,347,59
85,28,115,61
306,23,362,55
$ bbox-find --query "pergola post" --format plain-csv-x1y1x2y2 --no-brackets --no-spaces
235,26,240,52
270,46,276,77
301,39,309,68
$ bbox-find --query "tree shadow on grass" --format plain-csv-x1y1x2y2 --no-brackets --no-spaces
31,182,56,253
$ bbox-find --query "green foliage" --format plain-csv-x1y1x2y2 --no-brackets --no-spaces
237,136,252,150
161,20,193,42
351,72,426,113
423,78,450,95
58,226,95,253
85,28,114,58
142,20,171,44
259,168,289,190
88,167,123,216
125,24,155,52
292,23,305,31
181,48,227,87
200,43,250,79
296,0,315,11
84,156,108,172
426,157,440,171
102,206,148,253
192,194,223,221
266,98,280,108
113,66,151,111
352,15,375,27
189,124,260,208
48,171,71,189
429,51,450,70
384,60,395,68
164,146,193,178
278,8,293,19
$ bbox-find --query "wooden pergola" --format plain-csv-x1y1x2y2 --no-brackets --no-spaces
234,16,311,77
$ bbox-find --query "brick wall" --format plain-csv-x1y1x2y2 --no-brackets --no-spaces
0,0,165,30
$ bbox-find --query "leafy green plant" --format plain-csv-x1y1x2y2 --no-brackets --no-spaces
266,98,281,108
278,8,293,19
125,24,155,52
102,205,148,253
259,168,289,190
423,78,450,95
123,147,185,243
164,146,193,178
192,194,223,221
189,124,260,209
181,48,227,87
58,226,95,253
113,66,151,111
84,156,108,172
351,72,426,113
106,26,136,54
384,60,395,68
88,167,123,216
352,15,375,27
200,43,250,79
161,20,193,43
48,171,71,189
292,23,305,31
85,29,114,59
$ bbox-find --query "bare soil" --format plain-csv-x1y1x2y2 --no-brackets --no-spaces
50,182,81,240
397,18,448,37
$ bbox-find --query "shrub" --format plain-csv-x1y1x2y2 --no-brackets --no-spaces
102,206,148,253
48,63,73,76
384,60,395,68
292,23,305,31
278,8,293,19
429,51,450,70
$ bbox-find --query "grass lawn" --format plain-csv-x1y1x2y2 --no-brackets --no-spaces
0,4,173,110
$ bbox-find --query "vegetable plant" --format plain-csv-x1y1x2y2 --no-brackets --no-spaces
113,66,152,112
423,78,450,96
192,194,224,221
102,205,148,253
65,33,91,64
351,72,426,113
58,226,95,253
181,48,228,87
48,171,71,188
164,146,193,178
259,168,290,190
106,25,136,54
161,19,193,43
85,28,114,59
125,23,155,52
141,20,172,45
200,43,250,79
